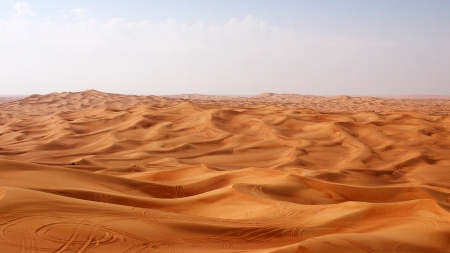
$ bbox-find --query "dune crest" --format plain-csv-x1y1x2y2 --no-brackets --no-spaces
1,90,450,252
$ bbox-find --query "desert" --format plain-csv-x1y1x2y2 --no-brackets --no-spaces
0,90,449,252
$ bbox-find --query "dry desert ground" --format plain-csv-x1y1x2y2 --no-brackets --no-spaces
1,90,450,252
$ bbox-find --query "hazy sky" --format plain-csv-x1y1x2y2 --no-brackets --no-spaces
1,0,449,95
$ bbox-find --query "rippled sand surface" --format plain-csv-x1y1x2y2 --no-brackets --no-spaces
1,90,450,252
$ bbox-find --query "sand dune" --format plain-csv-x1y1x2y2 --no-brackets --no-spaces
0,96,23,106
1,90,450,252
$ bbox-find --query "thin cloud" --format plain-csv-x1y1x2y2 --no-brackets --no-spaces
71,8,87,20
13,2,34,18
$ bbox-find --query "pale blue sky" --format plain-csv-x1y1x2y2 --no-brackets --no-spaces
1,1,449,95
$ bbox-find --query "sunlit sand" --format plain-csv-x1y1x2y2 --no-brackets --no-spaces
0,90,450,252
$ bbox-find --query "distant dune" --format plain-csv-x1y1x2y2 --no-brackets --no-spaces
0,95,25,104
385,94,450,100
0,90,450,252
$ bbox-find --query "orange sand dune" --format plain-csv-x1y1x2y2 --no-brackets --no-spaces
1,90,450,252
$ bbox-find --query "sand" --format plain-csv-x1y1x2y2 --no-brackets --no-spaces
0,90,450,252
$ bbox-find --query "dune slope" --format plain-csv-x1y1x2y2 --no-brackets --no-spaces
0,91,450,252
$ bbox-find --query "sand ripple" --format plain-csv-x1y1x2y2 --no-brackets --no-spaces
0,90,450,252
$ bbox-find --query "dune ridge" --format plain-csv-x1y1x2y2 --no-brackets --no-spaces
0,90,450,252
